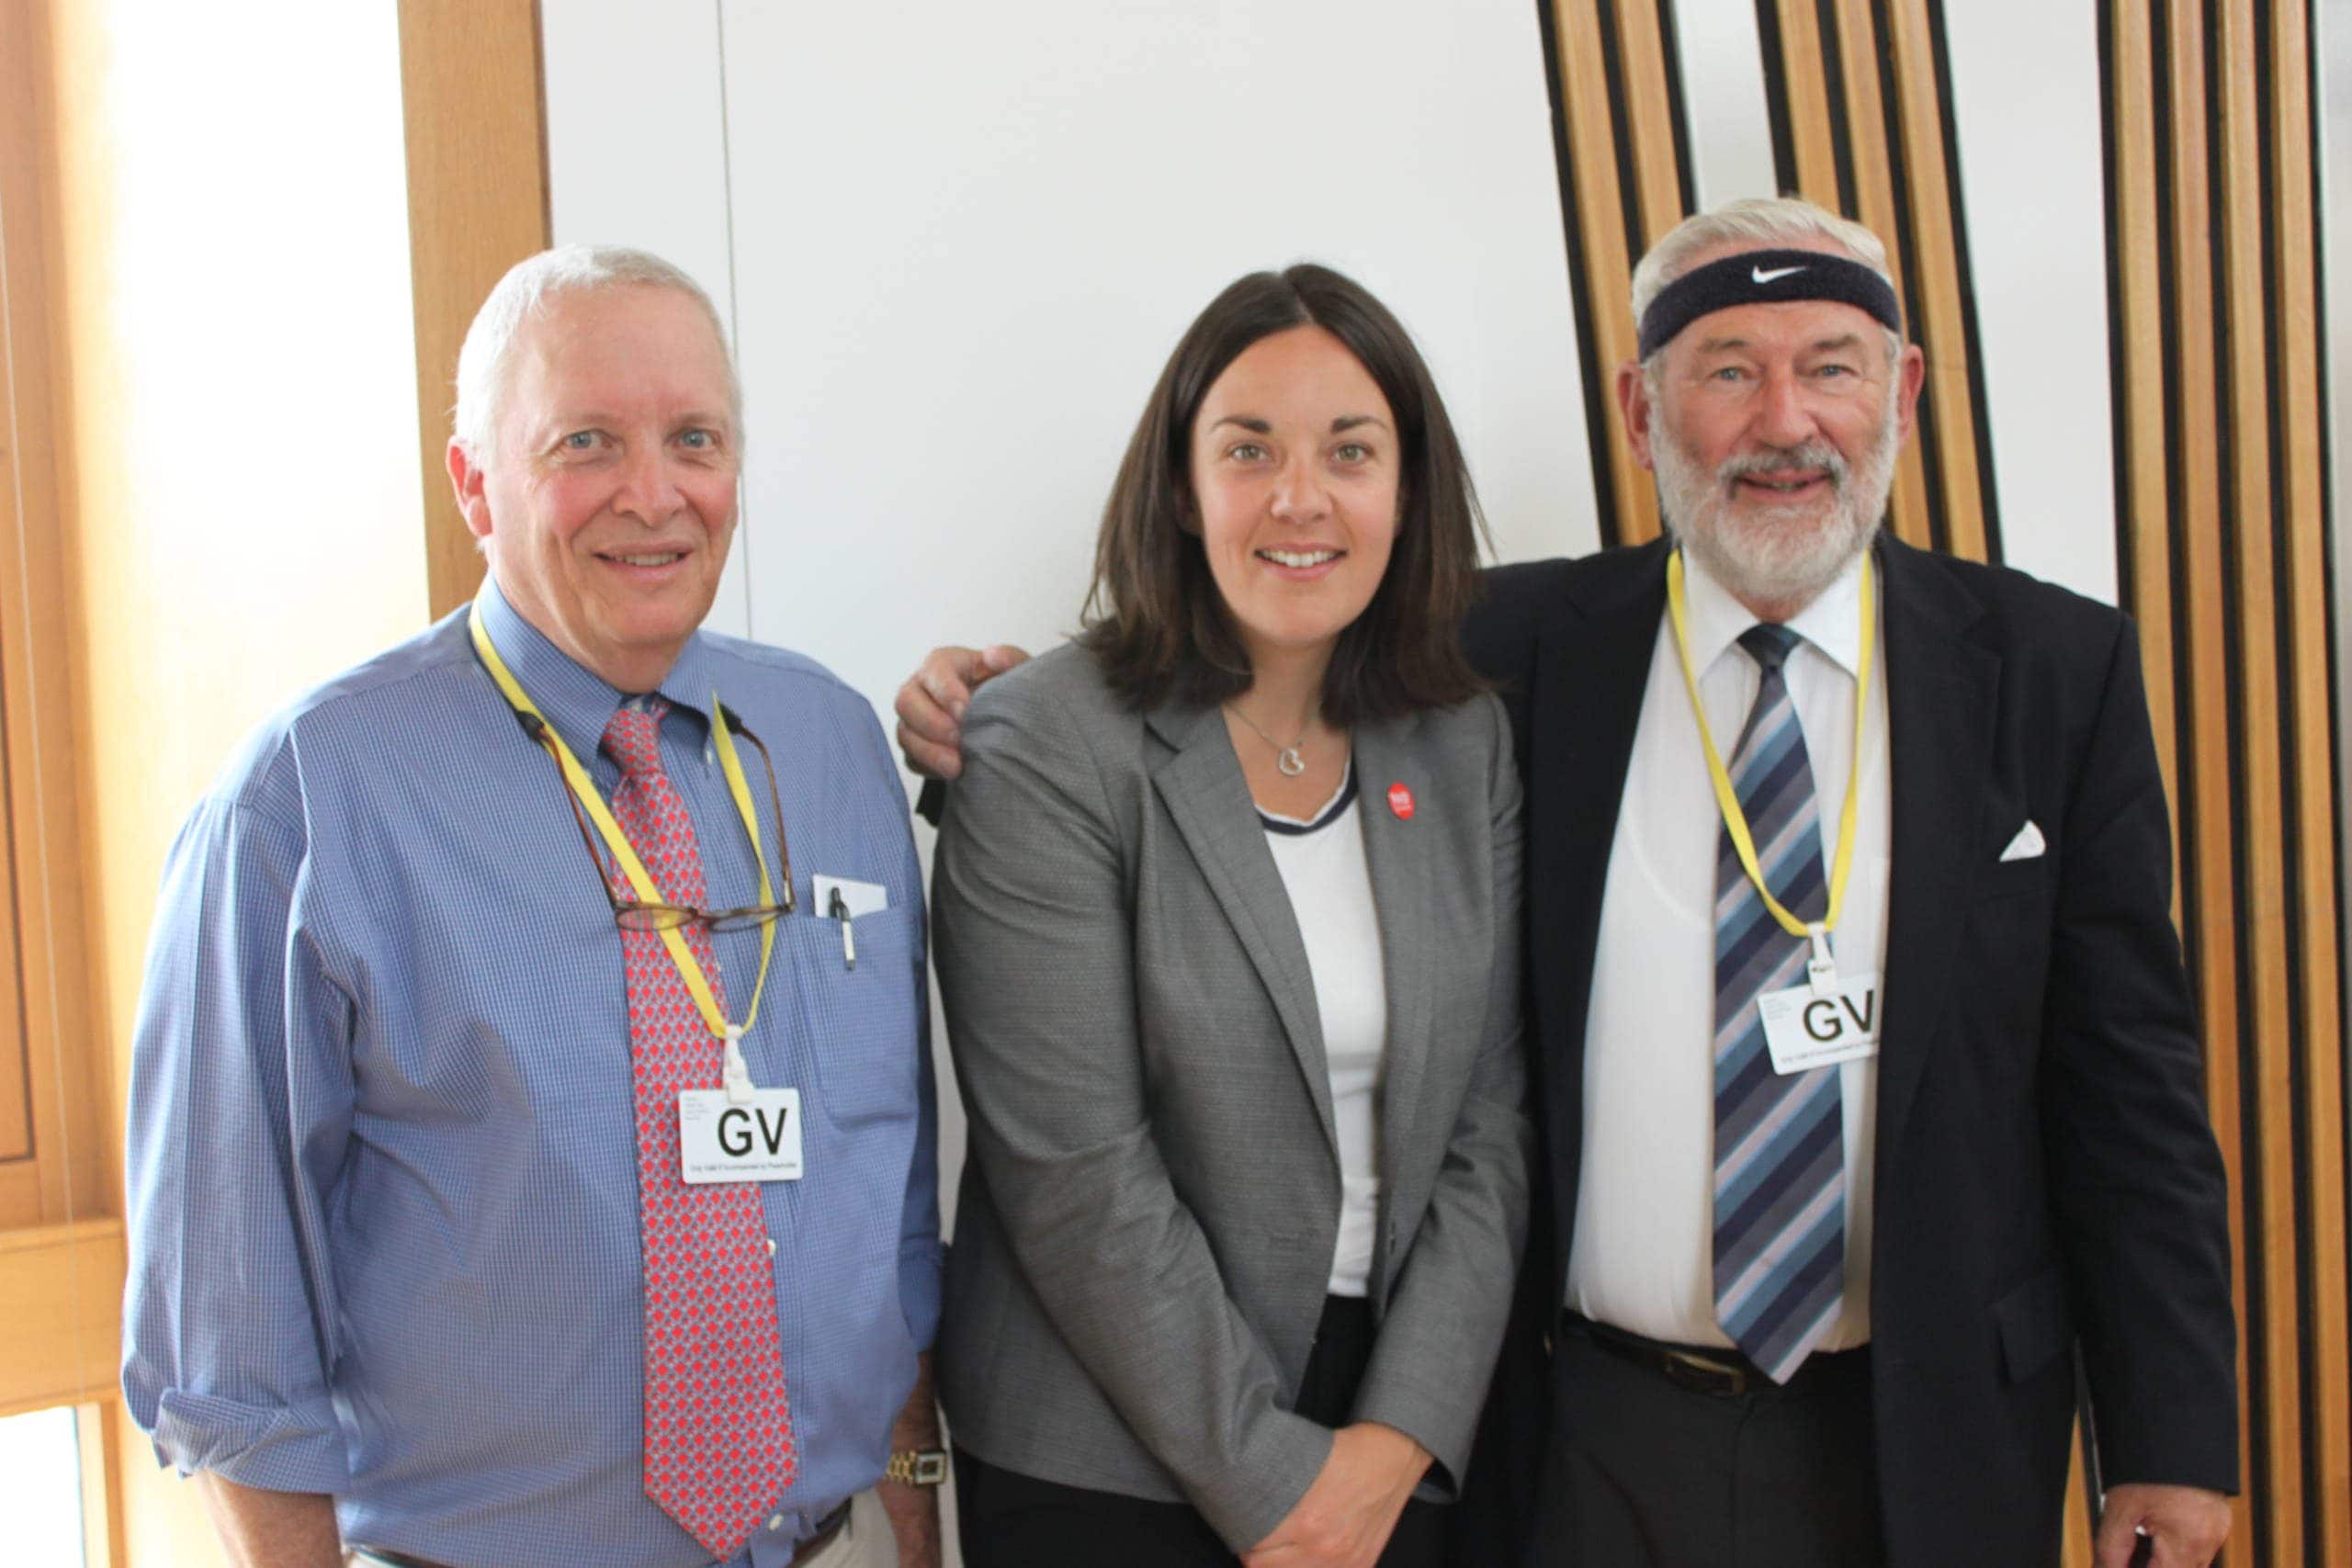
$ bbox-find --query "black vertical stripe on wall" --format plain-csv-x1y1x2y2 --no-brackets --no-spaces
2201,0,2275,1552
1654,0,1698,217
2098,0,2139,610
1755,0,1803,193
1593,0,1649,256
1536,0,1627,549
1921,0,2004,563
1814,0,1861,217
1864,3,1954,557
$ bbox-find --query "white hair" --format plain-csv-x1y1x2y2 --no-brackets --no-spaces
451,245,741,464
1629,196,1895,337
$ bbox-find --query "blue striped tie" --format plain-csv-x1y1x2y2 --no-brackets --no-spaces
1712,623,1845,1383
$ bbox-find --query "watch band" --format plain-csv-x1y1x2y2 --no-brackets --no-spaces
884,1448,949,1486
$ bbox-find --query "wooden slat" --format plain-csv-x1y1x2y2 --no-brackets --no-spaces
1882,0,1989,564
0,1219,125,1418
2106,0,2183,925
1610,0,1688,247
2158,7,2259,1561
2271,0,2352,1557
0,1160,37,1231
0,0,104,1228
2215,1,2305,1555
1825,0,1933,554
1765,0,1843,202
1549,0,1660,547
396,0,549,622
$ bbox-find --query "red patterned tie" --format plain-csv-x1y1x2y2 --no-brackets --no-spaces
603,700,795,1559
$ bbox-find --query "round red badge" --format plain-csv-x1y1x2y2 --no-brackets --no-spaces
1387,782,1416,819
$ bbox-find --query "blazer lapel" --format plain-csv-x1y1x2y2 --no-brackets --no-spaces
1353,712,1436,1171
1148,702,1337,1155
1873,536,1997,1161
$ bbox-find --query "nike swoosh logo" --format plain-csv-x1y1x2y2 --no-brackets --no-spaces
1752,265,1806,284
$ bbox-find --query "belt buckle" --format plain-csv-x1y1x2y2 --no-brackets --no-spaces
1662,1345,1750,1397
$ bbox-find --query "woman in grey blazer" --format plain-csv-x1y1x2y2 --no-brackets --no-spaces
932,265,1530,1568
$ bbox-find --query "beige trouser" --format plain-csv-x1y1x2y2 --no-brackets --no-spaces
346,1488,899,1568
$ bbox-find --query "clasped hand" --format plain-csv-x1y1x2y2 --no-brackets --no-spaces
1243,1422,1431,1568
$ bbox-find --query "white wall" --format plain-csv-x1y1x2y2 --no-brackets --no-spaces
544,0,1595,692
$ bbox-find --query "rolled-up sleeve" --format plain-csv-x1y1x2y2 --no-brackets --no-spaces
121,768,358,1495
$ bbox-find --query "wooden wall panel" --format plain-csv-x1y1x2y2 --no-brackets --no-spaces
0,1219,123,1418
396,0,551,621
2217,1,2305,1554
2100,0,2351,1562
1882,0,1988,564
1542,0,1691,547
2269,0,2352,1553
1751,0,1999,566
0,0,110,1239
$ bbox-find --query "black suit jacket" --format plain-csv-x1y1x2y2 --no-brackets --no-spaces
1450,536,2236,1568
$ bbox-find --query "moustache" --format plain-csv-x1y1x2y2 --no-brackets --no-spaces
1715,443,1850,491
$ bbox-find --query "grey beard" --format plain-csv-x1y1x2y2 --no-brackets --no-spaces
1653,408,1899,611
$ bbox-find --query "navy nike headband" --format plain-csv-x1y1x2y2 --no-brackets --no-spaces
1636,248,1904,360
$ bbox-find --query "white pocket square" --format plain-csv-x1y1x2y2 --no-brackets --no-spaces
1998,820,2046,863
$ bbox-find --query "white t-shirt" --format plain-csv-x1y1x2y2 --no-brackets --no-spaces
1261,763,1388,1298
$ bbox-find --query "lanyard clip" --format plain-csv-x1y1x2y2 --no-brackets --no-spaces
1805,923,1838,1000
721,1023,757,1104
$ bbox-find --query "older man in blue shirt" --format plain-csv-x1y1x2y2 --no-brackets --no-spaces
121,246,943,1568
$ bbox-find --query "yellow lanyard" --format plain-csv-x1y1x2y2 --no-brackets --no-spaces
1666,550,1874,984
469,599,779,1072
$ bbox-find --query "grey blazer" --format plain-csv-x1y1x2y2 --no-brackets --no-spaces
932,644,1531,1551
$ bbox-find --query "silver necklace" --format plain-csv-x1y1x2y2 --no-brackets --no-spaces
1226,704,1308,777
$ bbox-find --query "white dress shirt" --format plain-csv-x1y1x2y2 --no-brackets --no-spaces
1566,548,1891,1350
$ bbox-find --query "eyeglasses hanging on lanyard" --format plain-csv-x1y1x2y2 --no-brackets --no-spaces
469,597,786,1100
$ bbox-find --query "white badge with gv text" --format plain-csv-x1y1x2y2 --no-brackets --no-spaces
678,1089,803,1184
1757,973,1883,1074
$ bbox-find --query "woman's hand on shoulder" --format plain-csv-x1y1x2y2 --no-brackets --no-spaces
1241,1422,1432,1568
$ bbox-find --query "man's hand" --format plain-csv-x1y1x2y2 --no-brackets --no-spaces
193,1472,341,1568
2094,1483,2232,1568
876,1351,944,1568
894,645,1029,780
1242,1422,1431,1568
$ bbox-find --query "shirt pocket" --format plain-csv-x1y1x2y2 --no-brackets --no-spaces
779,902,922,1130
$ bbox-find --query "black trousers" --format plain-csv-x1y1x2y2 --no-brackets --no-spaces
1529,1316,1887,1568
956,1296,1446,1568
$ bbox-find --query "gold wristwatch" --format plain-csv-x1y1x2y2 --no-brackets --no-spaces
884,1449,949,1486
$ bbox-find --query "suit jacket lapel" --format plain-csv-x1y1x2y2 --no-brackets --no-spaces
1874,536,1997,1162
1353,712,1435,1172
1525,540,1669,1279
1148,701,1338,1156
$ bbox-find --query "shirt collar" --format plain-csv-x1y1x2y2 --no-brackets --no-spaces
475,575,718,761
1679,542,1871,680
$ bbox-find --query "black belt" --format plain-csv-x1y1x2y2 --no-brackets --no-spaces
351,1500,851,1568
1566,1312,1867,1398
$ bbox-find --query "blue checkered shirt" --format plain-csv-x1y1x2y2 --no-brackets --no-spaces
121,579,941,1567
